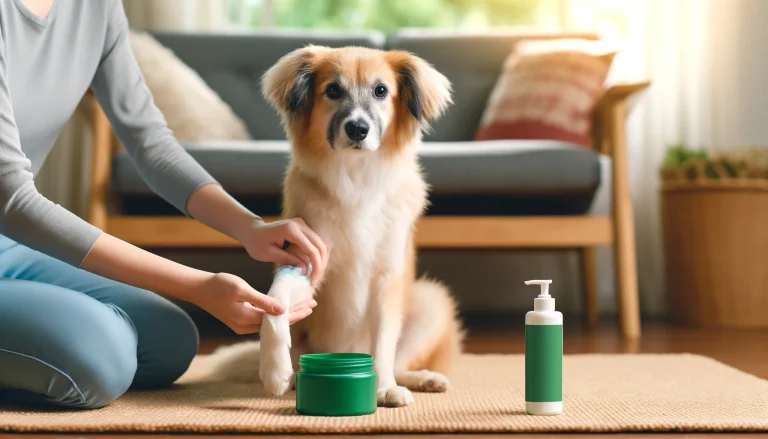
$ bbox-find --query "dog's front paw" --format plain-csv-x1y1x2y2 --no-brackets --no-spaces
377,386,414,407
258,317,294,396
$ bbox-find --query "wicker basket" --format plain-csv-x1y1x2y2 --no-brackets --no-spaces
661,160,768,328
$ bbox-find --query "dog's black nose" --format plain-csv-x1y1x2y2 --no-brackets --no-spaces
344,119,369,142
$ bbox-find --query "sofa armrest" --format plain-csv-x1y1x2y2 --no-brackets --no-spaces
592,81,651,156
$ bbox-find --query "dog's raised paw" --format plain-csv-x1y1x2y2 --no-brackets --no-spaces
260,371,293,396
259,345,293,396
258,314,294,396
258,340,294,396
377,386,414,407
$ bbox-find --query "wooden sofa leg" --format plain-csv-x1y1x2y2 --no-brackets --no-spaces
615,226,641,339
580,247,599,329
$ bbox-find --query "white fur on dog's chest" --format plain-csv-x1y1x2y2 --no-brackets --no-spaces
295,153,422,350
308,151,419,275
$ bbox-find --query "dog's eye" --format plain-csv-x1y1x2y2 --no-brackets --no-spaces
374,85,388,99
325,83,342,100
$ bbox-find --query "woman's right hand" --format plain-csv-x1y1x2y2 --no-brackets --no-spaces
192,272,316,335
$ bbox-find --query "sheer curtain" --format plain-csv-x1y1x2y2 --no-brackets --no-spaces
621,0,748,314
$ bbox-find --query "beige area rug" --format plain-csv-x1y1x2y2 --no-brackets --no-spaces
1,354,768,434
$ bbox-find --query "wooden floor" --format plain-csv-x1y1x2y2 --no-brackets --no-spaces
5,317,768,438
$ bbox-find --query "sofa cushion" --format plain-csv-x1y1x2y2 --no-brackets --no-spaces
112,140,601,216
150,30,386,141
386,30,597,142
474,38,616,147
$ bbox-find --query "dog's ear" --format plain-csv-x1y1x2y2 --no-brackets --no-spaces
262,46,324,117
389,51,453,123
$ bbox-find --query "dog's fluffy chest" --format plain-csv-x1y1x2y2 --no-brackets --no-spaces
315,153,421,278
286,152,426,351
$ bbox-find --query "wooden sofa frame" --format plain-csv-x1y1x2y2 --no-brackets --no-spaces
85,81,650,340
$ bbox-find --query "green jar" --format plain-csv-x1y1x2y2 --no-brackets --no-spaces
295,353,377,416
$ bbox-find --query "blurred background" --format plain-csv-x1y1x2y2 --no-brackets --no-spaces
44,0,767,340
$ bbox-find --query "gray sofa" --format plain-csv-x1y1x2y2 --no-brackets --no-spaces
112,29,602,218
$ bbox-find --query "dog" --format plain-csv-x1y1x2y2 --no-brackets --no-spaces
206,45,464,407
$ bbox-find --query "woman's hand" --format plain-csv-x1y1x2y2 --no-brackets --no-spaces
192,272,317,335
237,218,329,286
186,185,329,286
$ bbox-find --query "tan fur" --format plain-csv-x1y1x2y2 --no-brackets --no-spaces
206,46,463,408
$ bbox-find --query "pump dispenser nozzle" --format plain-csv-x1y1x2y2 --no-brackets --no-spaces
525,280,554,312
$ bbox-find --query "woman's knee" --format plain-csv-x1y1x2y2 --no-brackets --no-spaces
75,352,137,409
0,281,139,409
0,341,136,410
131,298,199,388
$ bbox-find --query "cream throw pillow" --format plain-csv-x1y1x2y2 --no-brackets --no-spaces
129,31,251,142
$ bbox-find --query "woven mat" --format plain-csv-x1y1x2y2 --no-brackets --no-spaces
2,353,768,434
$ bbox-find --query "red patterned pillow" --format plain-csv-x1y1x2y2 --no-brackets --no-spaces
474,38,617,147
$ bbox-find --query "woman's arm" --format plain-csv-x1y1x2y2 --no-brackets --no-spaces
81,233,316,334
91,1,328,284
0,31,312,334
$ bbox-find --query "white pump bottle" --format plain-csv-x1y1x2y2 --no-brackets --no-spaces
524,279,563,415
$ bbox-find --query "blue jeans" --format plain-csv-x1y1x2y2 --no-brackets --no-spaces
0,236,199,409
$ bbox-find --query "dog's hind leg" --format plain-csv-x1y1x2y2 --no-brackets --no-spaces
206,340,262,382
394,277,464,393
259,266,313,396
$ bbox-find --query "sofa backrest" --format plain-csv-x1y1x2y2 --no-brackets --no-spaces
151,30,386,140
152,29,597,142
387,29,598,142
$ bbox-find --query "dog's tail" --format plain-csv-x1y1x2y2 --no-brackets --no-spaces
205,340,262,382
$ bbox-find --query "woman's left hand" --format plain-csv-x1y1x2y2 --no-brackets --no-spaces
237,218,329,286
185,185,329,286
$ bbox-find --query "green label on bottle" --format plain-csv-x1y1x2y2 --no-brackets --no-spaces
525,324,562,402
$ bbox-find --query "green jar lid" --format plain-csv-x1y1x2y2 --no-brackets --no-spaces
296,353,377,416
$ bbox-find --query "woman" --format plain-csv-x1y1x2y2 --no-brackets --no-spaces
0,0,327,409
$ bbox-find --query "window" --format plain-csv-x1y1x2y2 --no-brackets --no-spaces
226,0,570,32
224,0,637,76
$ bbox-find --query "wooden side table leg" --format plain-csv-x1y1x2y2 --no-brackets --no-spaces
581,247,600,329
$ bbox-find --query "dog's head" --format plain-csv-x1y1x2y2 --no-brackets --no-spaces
262,46,452,158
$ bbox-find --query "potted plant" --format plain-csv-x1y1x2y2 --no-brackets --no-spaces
660,145,768,328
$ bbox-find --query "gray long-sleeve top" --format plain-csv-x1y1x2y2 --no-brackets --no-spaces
0,0,218,266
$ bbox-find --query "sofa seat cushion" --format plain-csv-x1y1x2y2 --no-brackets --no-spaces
112,140,601,216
